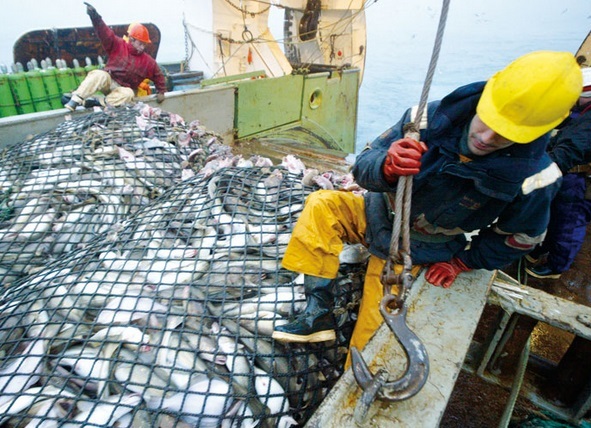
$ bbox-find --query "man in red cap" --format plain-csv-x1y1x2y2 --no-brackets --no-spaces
63,2,166,111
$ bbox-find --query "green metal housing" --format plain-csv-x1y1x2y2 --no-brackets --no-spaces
231,69,359,154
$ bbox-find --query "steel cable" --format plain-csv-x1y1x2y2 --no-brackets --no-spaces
388,0,451,267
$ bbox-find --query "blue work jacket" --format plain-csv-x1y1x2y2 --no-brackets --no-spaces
353,81,562,270
548,104,591,173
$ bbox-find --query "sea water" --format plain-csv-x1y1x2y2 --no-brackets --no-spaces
356,1,590,153
0,0,588,155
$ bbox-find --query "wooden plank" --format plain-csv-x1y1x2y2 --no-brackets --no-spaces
473,272,591,423
490,271,591,340
306,269,493,427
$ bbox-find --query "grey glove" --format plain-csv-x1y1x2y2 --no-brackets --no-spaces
156,93,165,103
84,2,100,19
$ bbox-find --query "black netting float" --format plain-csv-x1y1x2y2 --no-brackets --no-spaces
0,165,367,427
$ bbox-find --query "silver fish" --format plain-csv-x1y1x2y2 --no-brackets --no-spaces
253,367,297,428
0,385,74,426
61,393,142,427
114,360,171,399
239,312,288,336
222,291,306,318
217,329,252,390
40,284,85,321
96,295,169,326
0,338,46,408
146,376,233,427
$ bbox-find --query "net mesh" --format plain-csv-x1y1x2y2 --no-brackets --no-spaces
0,106,367,427
0,104,224,286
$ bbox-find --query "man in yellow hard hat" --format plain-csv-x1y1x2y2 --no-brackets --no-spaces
63,3,166,111
272,51,582,366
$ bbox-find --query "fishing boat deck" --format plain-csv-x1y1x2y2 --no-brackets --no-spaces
307,269,493,427
308,267,591,427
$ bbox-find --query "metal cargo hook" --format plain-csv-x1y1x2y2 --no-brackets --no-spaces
348,0,450,421
350,252,429,424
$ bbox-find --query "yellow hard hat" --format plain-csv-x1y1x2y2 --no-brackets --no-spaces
477,51,582,143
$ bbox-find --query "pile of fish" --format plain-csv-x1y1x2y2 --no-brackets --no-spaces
0,107,370,427
0,104,230,286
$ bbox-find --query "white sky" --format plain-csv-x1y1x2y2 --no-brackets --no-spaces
355,0,591,146
1,0,589,146
0,0,200,66
366,0,589,41
1,0,589,66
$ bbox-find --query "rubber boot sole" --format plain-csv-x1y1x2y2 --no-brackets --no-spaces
272,329,336,343
525,267,561,279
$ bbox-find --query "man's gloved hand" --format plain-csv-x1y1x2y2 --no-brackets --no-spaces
84,2,99,19
425,257,471,288
383,138,428,182
156,93,165,103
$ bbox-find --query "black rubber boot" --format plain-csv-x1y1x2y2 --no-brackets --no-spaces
62,94,102,109
64,98,80,112
84,97,102,108
61,93,72,106
272,275,336,343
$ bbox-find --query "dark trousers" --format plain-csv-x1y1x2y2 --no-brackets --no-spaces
540,173,591,272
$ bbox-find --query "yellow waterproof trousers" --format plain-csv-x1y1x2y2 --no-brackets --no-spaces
282,190,368,278
281,190,421,369
345,258,422,369
72,69,135,107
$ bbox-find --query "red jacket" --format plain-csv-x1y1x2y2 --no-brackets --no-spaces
91,15,167,94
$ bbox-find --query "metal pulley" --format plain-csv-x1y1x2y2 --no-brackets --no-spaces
299,0,321,41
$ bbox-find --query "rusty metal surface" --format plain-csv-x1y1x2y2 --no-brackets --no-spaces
466,272,591,424
232,136,353,174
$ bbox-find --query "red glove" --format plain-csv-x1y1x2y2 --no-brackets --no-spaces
383,138,428,182
425,258,471,288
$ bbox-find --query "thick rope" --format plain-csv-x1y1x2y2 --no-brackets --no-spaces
388,0,451,264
